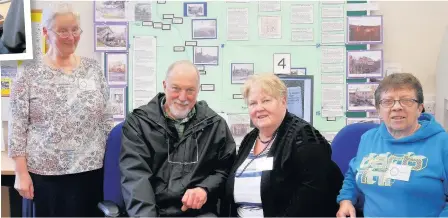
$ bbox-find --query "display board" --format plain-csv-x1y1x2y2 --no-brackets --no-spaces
0,1,385,144
90,0,385,137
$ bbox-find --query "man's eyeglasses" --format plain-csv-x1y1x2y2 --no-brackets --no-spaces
379,98,419,108
50,28,83,38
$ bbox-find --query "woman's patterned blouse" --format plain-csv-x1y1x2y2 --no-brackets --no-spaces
8,57,114,175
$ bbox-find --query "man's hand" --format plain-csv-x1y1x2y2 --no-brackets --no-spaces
181,187,208,211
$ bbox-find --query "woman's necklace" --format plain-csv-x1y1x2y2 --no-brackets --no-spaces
258,130,278,144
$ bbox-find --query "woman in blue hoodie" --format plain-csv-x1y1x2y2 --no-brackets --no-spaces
337,73,448,217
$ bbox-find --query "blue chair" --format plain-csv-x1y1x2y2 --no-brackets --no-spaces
331,122,379,174
331,122,379,217
98,121,125,217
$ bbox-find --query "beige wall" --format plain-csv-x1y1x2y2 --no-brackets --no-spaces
373,1,448,95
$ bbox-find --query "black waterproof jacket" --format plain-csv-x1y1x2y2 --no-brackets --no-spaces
120,93,236,217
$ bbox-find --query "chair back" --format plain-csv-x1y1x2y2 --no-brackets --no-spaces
331,122,379,174
103,121,125,209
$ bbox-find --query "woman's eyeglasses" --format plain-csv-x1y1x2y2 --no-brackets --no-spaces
379,99,419,108
50,28,83,38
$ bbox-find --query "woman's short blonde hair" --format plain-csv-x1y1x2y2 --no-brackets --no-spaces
42,3,80,29
242,73,287,101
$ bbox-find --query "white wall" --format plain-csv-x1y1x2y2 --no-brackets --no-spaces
31,0,101,62
435,26,448,129
373,1,448,96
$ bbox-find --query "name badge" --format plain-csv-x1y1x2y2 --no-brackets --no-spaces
78,79,96,91
256,157,273,171
385,163,412,181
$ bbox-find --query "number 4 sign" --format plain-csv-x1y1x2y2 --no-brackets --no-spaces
273,53,291,74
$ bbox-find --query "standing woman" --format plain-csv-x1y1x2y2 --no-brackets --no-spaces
8,3,113,217
0,0,26,54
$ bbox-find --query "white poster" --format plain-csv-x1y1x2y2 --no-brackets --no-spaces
321,74,344,84
132,36,157,109
259,1,281,12
321,32,345,44
227,8,249,40
321,5,344,18
321,47,345,64
321,84,344,117
287,87,303,118
291,4,314,24
291,27,314,41
258,16,282,39
321,63,344,73
322,19,344,32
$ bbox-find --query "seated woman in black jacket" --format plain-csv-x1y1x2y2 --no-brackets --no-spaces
221,73,342,217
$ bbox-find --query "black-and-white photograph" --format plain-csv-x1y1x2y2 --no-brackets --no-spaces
228,113,251,146
192,19,217,39
347,50,383,78
184,2,207,17
95,23,128,52
134,3,151,21
94,1,127,22
347,83,379,111
193,46,219,65
109,87,126,119
231,63,254,84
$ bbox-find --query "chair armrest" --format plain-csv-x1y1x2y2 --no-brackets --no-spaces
98,200,121,217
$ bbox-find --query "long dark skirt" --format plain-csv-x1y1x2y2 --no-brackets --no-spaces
28,168,103,217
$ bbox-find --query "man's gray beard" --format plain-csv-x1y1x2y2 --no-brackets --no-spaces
169,104,190,119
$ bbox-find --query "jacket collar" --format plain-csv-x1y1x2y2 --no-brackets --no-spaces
132,93,218,138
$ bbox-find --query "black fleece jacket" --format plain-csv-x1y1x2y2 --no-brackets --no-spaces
221,111,343,217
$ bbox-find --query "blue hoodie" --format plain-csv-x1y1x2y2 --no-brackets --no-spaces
337,113,448,217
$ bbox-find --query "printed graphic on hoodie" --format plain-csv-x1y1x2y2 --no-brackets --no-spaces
356,152,428,186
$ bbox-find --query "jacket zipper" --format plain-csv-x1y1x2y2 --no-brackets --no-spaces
153,115,218,191
156,115,218,144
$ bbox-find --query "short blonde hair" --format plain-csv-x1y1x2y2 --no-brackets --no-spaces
242,73,287,102
42,3,80,29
